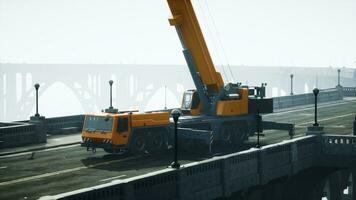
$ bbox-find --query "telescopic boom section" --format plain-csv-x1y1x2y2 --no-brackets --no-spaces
167,0,224,94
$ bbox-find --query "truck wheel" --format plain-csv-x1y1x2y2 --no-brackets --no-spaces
130,134,146,154
148,132,164,153
232,127,246,147
104,148,113,153
220,127,232,144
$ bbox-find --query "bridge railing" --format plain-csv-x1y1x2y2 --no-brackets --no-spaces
0,115,84,149
41,135,321,200
322,135,356,155
273,88,343,109
44,115,84,134
321,135,356,167
0,123,38,148
342,87,356,97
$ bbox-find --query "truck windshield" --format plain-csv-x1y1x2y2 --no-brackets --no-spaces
84,116,113,132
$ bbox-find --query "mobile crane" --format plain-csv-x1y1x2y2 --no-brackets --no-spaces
81,0,294,154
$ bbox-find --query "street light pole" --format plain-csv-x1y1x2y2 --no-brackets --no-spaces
34,83,40,117
164,85,167,110
256,111,262,148
337,69,341,87
290,74,294,95
353,116,356,136
171,109,181,169
109,80,114,109
313,88,319,127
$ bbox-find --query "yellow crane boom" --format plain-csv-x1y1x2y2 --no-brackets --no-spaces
167,0,224,93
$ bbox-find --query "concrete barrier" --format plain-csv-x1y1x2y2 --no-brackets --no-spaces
179,160,223,200
322,135,356,156
320,135,356,168
41,134,356,200
0,115,84,149
44,135,330,200
45,115,84,134
273,88,343,110
343,87,356,97
0,123,38,148
127,170,177,200
223,148,259,196
259,142,292,184
293,135,319,172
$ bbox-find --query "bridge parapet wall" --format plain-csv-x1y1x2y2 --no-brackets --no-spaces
44,115,84,134
41,135,321,200
273,88,343,109
0,123,37,148
0,115,84,149
321,135,356,167
342,87,356,97
222,148,259,196
322,135,356,155
294,135,320,171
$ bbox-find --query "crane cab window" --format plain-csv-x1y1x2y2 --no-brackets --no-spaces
117,117,128,133
182,91,200,110
190,92,200,109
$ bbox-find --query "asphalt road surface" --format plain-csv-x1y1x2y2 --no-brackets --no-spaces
0,98,355,200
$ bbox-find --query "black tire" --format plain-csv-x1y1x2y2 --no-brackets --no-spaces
130,133,147,154
232,126,247,147
220,126,233,144
103,148,113,153
148,132,164,153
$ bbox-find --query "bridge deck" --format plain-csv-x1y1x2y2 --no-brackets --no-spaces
0,98,355,200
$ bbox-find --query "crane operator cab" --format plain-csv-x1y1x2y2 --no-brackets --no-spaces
180,83,248,117
181,90,201,115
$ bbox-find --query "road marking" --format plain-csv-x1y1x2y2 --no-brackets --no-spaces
295,125,346,128
0,155,141,187
99,175,126,182
0,166,7,170
297,113,356,126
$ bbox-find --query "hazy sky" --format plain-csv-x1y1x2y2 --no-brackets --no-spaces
0,0,355,67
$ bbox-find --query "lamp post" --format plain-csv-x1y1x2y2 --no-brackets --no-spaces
337,69,341,87
313,88,319,127
105,80,118,113
353,116,356,136
256,111,262,148
290,74,294,95
109,80,114,109
171,109,181,169
164,85,167,110
34,83,40,117
306,87,324,135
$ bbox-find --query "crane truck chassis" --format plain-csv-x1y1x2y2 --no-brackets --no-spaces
81,0,295,154
81,91,294,154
